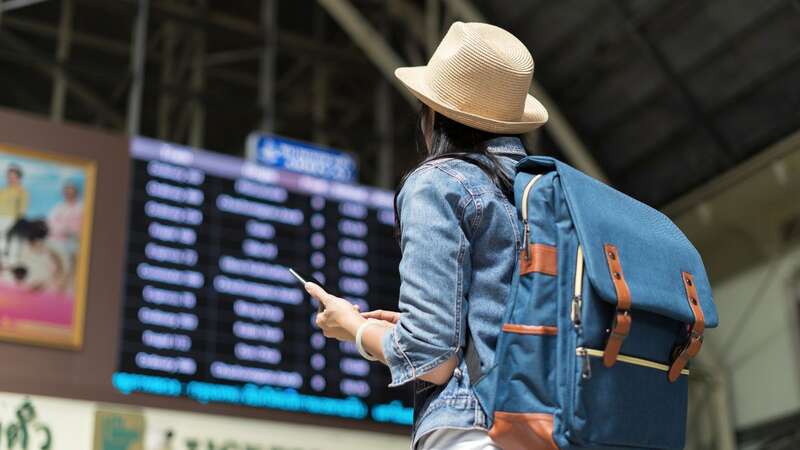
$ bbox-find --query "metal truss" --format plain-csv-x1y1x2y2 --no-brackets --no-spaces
0,0,605,188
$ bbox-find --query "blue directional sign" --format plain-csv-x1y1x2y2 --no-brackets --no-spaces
246,133,358,183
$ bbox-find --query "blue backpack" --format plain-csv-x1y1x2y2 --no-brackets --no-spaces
470,156,718,450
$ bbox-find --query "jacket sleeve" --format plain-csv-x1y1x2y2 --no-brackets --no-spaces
381,165,475,387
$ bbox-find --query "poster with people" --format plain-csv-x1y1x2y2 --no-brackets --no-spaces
0,144,95,349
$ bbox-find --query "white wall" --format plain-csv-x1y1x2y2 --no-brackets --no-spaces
704,245,800,427
0,391,411,450
673,134,800,434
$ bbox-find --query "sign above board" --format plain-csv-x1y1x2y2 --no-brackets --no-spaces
246,133,358,183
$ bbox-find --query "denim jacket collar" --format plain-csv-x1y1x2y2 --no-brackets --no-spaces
482,136,527,158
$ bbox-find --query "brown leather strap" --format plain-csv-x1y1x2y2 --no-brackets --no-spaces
668,272,706,382
490,412,558,450
519,244,558,276
603,311,631,368
603,244,632,367
502,324,558,335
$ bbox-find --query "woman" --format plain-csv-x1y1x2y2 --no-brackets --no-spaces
308,22,548,449
47,181,84,293
0,164,28,257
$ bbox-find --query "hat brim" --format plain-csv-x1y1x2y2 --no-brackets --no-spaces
395,66,549,134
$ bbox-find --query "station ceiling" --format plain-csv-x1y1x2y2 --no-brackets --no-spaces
0,0,798,208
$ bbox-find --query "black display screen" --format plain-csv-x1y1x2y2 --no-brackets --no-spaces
114,137,412,425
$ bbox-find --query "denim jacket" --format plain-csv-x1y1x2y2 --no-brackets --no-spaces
381,136,526,447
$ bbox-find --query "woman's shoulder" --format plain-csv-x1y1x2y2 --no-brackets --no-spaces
397,161,479,217
405,157,500,199
401,159,474,201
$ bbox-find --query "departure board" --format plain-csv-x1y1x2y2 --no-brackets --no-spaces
114,137,413,426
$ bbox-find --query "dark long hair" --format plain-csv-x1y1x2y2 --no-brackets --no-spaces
393,104,523,241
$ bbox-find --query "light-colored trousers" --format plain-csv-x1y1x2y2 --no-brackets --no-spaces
417,428,503,450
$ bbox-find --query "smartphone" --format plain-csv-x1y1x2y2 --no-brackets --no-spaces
288,268,326,312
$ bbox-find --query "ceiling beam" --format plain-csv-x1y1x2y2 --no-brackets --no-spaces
316,0,417,106
146,0,368,66
0,0,51,13
591,0,785,135
0,29,124,128
50,0,74,122
425,0,441,55
612,0,732,164
2,16,132,55
442,0,608,182
2,15,371,90
258,0,277,132
662,127,800,218
126,0,149,135
387,0,426,46
60,0,368,66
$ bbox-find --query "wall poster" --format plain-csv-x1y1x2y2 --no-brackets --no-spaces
0,144,96,349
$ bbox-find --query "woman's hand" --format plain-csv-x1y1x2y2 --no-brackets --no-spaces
306,283,364,342
361,310,401,324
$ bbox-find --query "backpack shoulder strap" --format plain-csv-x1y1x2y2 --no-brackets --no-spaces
465,338,482,383
463,152,526,383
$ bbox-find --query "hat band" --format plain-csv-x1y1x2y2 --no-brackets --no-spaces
426,64,529,122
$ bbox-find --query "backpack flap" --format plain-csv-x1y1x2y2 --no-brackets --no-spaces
521,156,717,380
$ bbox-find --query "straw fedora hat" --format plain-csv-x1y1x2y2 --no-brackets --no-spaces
395,22,548,134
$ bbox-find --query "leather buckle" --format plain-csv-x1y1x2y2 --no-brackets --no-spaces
603,244,632,368
610,309,630,336
671,333,703,356
686,333,704,357
668,271,707,382
603,309,631,368
668,333,703,382
670,339,686,362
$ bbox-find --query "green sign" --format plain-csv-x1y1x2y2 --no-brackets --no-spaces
0,399,52,450
93,410,144,450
